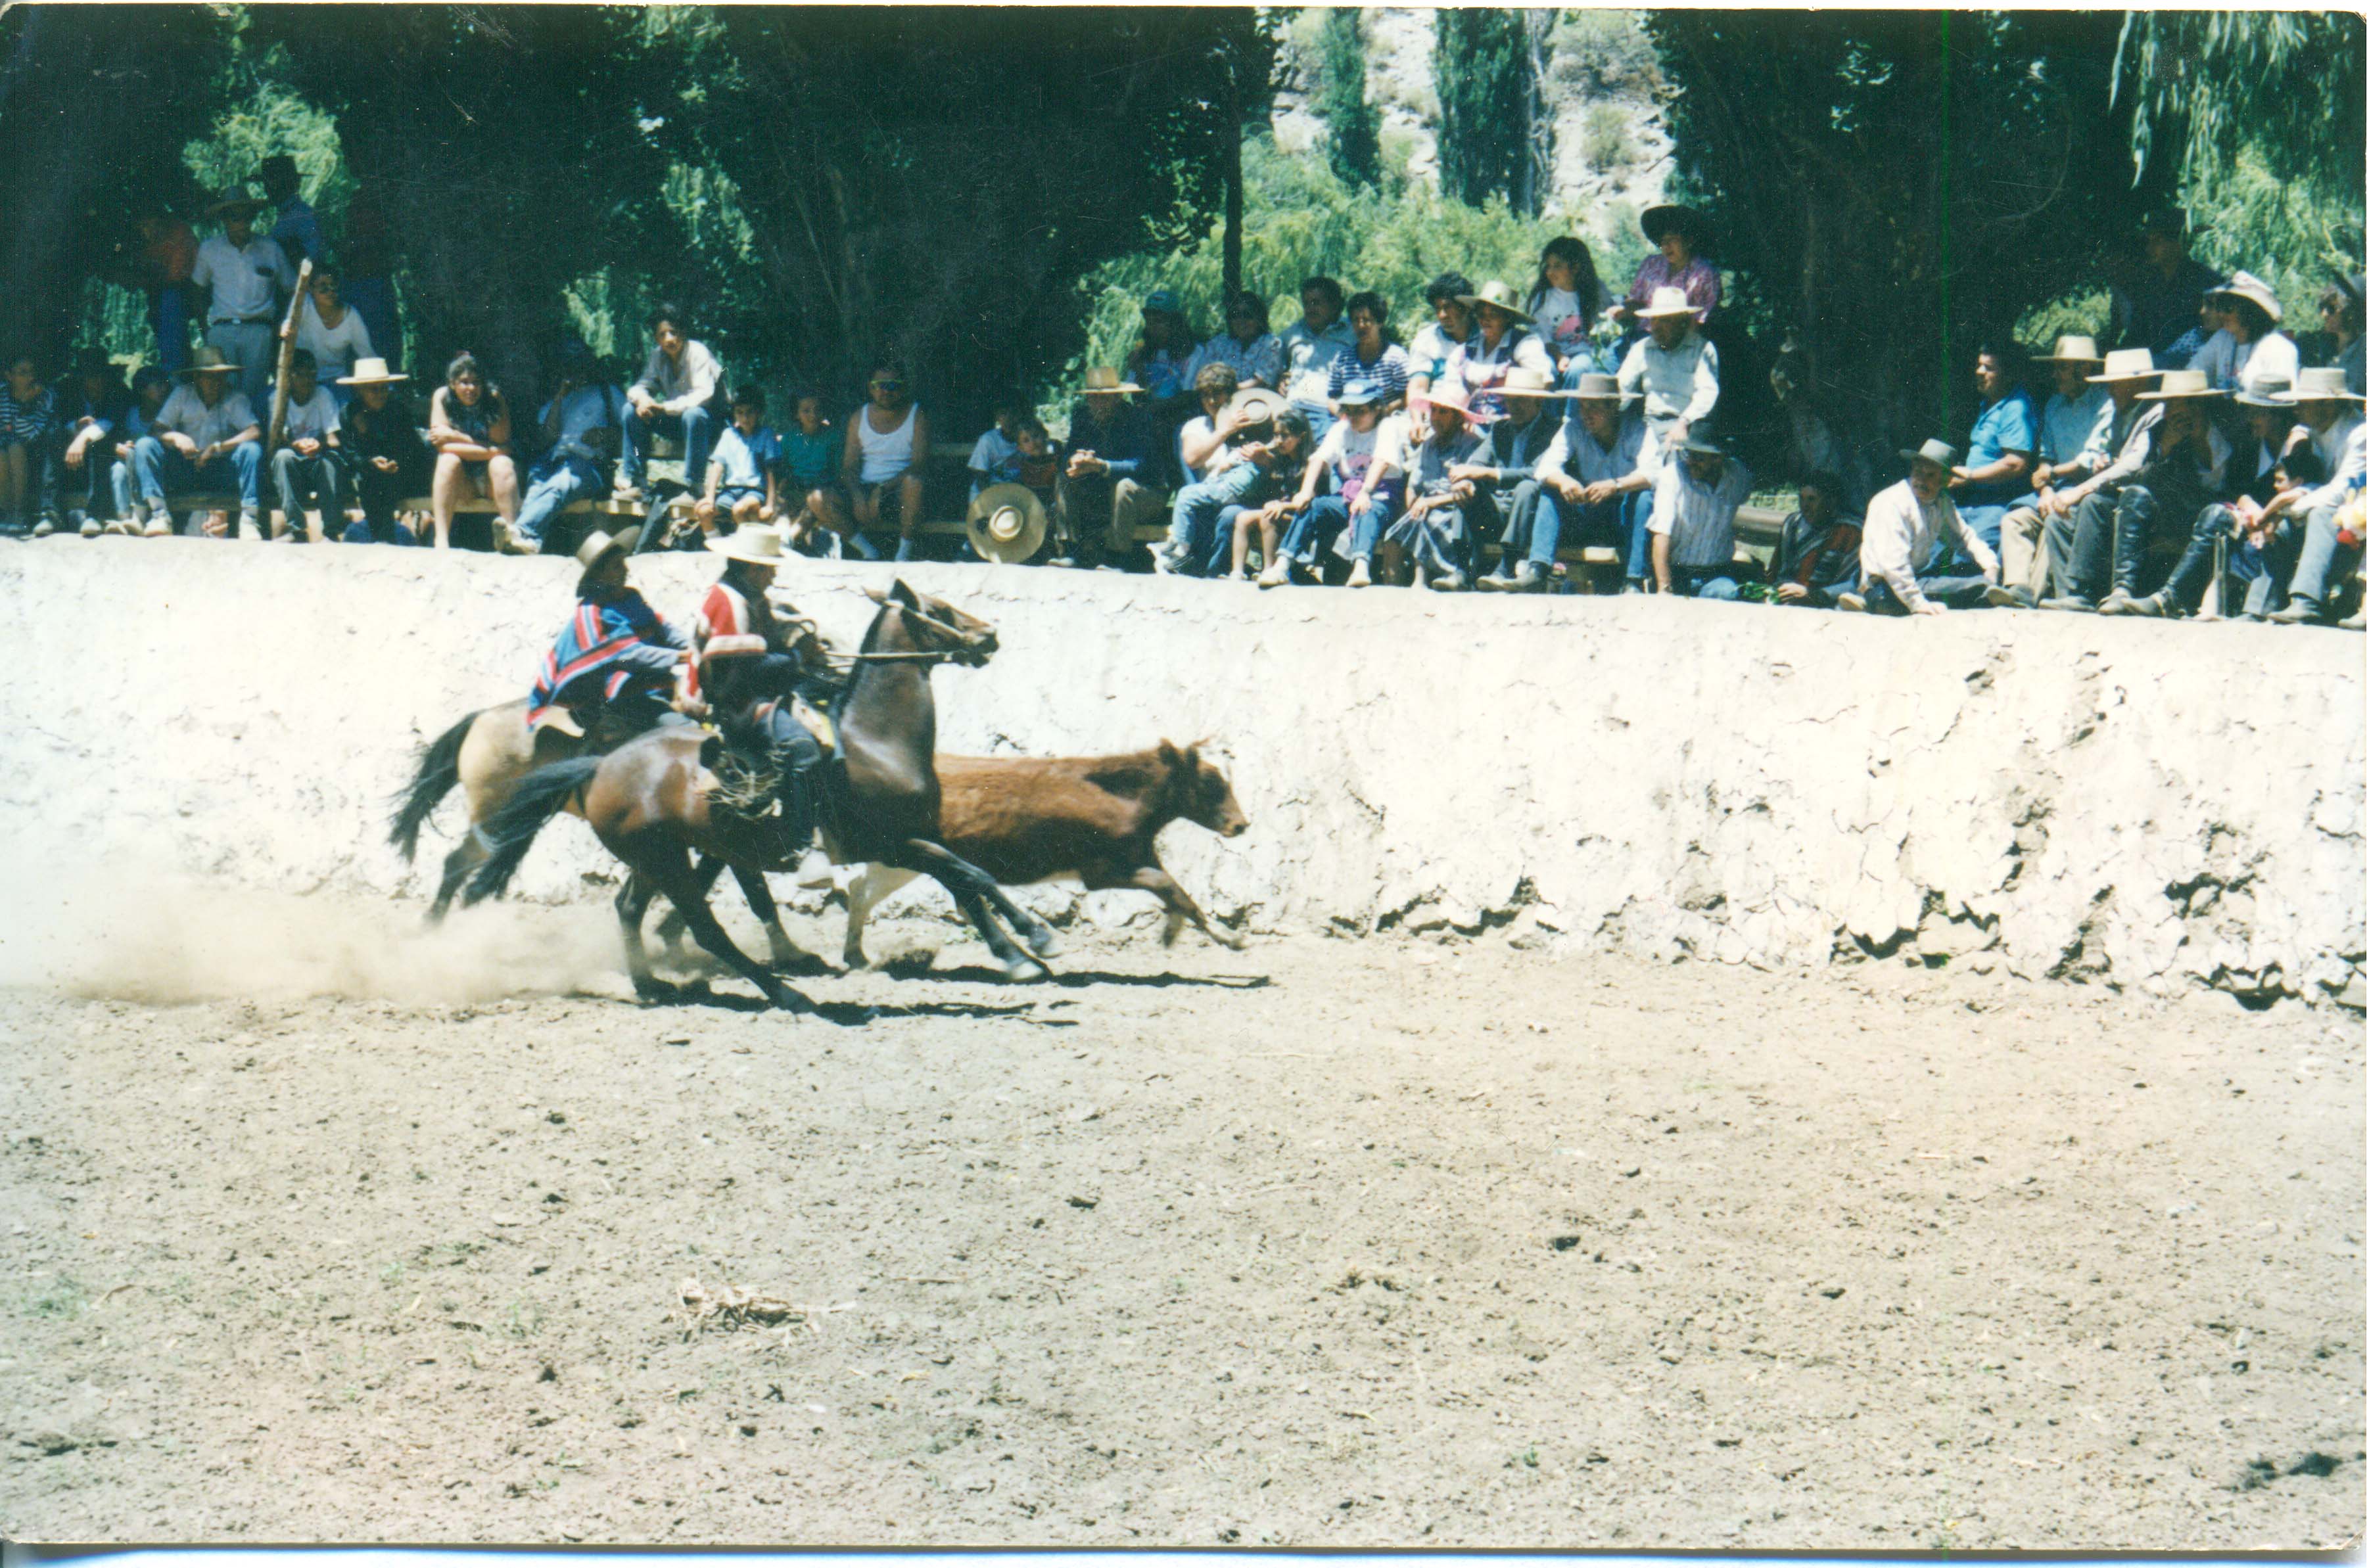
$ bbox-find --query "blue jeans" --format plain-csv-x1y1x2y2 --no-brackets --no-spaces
204,321,274,407
2270,497,2362,616
131,436,261,515
1281,492,1399,566
515,452,607,546
1956,503,2008,553
1165,465,1265,576
1666,566,1742,601
1865,575,1991,612
622,402,716,491
1493,481,1564,568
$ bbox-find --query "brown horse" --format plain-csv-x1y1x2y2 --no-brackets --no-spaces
457,581,1060,1011
388,697,582,924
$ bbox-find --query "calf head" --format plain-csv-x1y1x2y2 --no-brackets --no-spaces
1157,739,1248,838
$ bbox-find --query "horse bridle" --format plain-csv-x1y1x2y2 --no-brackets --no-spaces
825,602,994,669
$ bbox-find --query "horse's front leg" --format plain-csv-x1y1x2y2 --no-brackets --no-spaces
842,864,920,971
652,851,730,958
887,839,1046,982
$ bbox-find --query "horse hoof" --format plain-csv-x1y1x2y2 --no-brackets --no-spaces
1025,929,1063,961
1002,957,1049,984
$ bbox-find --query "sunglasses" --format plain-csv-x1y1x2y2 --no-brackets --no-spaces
871,379,903,390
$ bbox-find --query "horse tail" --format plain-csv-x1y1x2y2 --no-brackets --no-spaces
461,756,601,907
388,710,479,862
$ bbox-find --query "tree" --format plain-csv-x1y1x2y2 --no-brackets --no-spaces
1435,7,1552,217
1313,9,1381,190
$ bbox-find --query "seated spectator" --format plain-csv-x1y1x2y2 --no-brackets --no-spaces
1950,342,2038,551
55,348,131,536
617,302,722,503
2259,367,2366,625
2119,375,2299,619
191,193,294,406
1176,362,1244,487
1768,471,1863,608
1262,377,1405,588
2190,272,2299,398
841,359,929,563
1841,440,1998,614
778,391,847,555
267,348,344,542
1405,272,1476,439
1646,425,1752,600
1127,288,1200,483
1378,380,1490,591
333,356,427,545
427,350,523,553
1612,205,1720,329
1326,291,1411,416
1056,367,1161,571
0,351,60,537
512,336,624,555
293,263,375,398
693,384,780,541
101,365,172,536
258,154,322,271
1464,366,1569,593
1617,287,1720,450
1190,290,1284,393
1535,370,1660,592
133,205,197,375
1155,402,1309,579
2322,273,2364,394
1449,281,1554,422
1997,334,2110,603
1280,275,1353,438
2124,210,2224,367
2040,372,2228,613
130,344,261,537
1990,348,2163,604
1526,235,1610,380
1012,416,1061,507
966,395,1025,501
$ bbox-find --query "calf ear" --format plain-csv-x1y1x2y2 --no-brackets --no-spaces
1158,739,1183,769
862,584,888,604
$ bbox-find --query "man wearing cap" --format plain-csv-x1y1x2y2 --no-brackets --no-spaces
2260,367,2367,624
512,337,626,555
191,194,296,407
2042,372,2229,613
1842,440,1998,614
1994,335,2113,601
1616,287,1720,450
2124,212,2225,367
335,357,427,545
257,155,323,273
1448,281,1554,423
1534,370,1659,592
1948,343,2038,553
1461,365,1567,591
528,527,692,743
1646,427,1752,600
1055,368,1161,570
129,345,263,537
2117,375,2300,618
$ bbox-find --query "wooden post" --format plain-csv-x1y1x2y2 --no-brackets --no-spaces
266,258,314,454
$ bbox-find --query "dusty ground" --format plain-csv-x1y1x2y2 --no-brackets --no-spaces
1,887,2360,1548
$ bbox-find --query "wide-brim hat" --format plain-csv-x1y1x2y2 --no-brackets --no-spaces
1897,438,1962,469
574,526,641,574
258,153,299,183
964,482,1048,565
1499,366,1572,398
1640,204,1714,251
1455,281,1534,326
2278,366,2367,404
2087,348,2161,385
2337,272,2366,306
2032,333,2105,365
1570,371,1632,403
2207,270,2283,323
1225,387,1286,427
2234,377,2295,409
2136,369,2229,402
707,525,788,565
1635,285,1699,321
176,345,239,379
1414,381,1491,423
1679,428,1734,459
1081,366,1143,395
335,356,408,386
206,192,268,221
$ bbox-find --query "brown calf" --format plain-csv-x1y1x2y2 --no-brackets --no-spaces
839,739,1248,969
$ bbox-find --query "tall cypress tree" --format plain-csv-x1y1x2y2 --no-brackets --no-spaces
1315,8,1381,189
1434,8,1534,212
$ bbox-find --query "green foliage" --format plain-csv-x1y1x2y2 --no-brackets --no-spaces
1313,9,1382,190
2186,141,2365,325
1435,9,1535,212
179,42,354,229
1551,9,1660,96
1582,104,1635,174
2015,288,2114,356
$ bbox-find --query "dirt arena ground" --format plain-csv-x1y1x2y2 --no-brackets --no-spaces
1,886,2360,1548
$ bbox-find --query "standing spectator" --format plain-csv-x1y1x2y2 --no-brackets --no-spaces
692,384,780,540
333,357,427,546
841,359,929,563
1646,427,1752,599
1535,371,1660,592
1449,281,1555,423
1405,273,1476,438
427,351,523,553
1263,377,1405,588
512,336,624,555
133,205,198,376
2190,272,2300,397
2121,376,2299,619
1617,287,1720,450
1841,439,2000,614
1997,334,2112,602
1950,342,2039,551
2261,368,2367,624
0,352,60,537
1768,471,1864,608
1279,276,1353,439
1175,362,1245,488
1056,367,1161,571
190,194,294,406
267,348,344,542
1379,380,1490,591
1526,236,1610,379
617,303,722,503
101,366,172,536
55,349,131,536
130,345,262,537
1325,291,1411,415
293,264,376,399
338,189,400,372
257,155,322,271
2122,211,2224,367
2042,372,2228,613
1189,290,1283,393
966,395,1025,501
2322,273,2364,394
1465,366,1569,591
1612,205,1721,329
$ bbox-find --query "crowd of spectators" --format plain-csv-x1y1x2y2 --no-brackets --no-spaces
5,170,2362,628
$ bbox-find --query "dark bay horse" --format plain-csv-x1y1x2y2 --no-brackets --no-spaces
457,581,1060,1011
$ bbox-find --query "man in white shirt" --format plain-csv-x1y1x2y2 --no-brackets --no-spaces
129,345,263,536
266,348,344,540
1535,371,1660,591
1840,439,1999,614
2262,368,2367,624
617,302,723,501
1278,275,1354,438
1617,287,1720,450
1647,427,1750,599
190,195,295,406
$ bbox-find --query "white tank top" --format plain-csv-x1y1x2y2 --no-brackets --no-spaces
856,403,917,484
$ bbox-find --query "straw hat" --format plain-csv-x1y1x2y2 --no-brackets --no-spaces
1225,387,1286,428
2278,365,2367,404
175,345,239,380
2032,334,2104,365
1081,366,1143,395
1456,281,1534,325
205,191,268,221
1415,380,1491,423
335,356,408,386
2136,369,2228,402
573,526,641,575
1898,437,1962,468
964,482,1048,564
2207,270,2283,323
2234,376,2294,409
707,525,788,565
1571,371,1631,403
2087,348,2161,385
1499,366,1572,398
1640,204,1714,251
1634,286,1699,321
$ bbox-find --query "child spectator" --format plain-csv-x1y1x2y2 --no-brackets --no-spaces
56,349,131,536
694,384,781,539
333,356,427,545
778,391,846,555
0,351,60,536
1526,236,1610,380
1261,377,1405,588
267,348,344,542
1377,380,1490,591
1156,405,1309,578
1768,471,1864,607
101,366,172,536
967,395,1025,501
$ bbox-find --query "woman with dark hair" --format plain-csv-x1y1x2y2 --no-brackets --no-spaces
2191,272,2299,398
840,358,929,562
1325,291,1411,413
2323,274,2364,394
1526,235,1608,379
1190,290,1283,392
1612,205,1720,329
427,350,523,551
293,262,376,399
